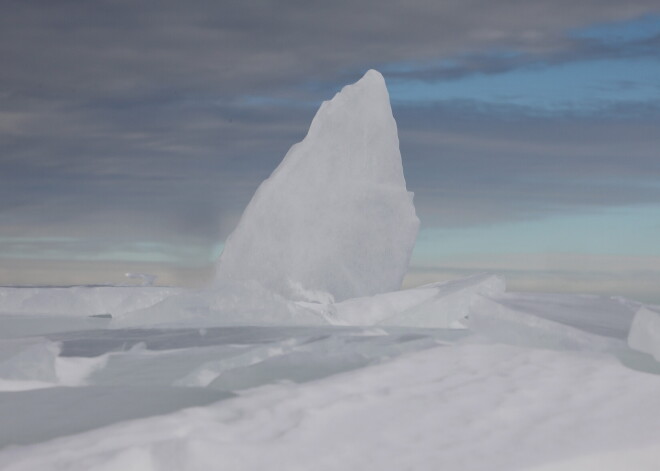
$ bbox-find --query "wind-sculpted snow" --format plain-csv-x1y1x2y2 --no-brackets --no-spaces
215,69,419,303
2,342,660,471
628,307,660,361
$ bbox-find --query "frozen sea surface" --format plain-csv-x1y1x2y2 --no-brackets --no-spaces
1,319,660,470
1,282,660,470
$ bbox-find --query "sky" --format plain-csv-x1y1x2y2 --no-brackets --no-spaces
1,1,659,301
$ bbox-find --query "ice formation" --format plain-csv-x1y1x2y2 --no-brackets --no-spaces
628,307,660,361
468,295,623,352
0,286,179,318
333,273,504,327
215,69,419,303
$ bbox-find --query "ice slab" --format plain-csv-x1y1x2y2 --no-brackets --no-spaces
0,325,463,451
0,386,231,448
485,292,640,340
0,339,59,385
216,69,419,303
468,294,627,352
0,286,180,319
117,274,502,328
113,283,329,327
0,336,111,392
0,314,111,339
628,307,660,361
333,273,504,327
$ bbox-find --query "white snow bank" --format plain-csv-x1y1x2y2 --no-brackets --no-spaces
3,343,660,470
628,307,660,361
216,69,419,303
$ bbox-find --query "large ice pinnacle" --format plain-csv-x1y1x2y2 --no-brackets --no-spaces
215,70,420,302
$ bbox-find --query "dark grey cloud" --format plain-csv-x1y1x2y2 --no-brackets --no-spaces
2,0,658,101
1,0,659,283
396,100,660,226
384,30,660,83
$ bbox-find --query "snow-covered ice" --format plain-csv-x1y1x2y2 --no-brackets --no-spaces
2,338,660,471
215,69,419,303
2,282,660,469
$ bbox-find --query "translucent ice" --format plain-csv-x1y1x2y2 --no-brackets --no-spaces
468,294,628,352
628,307,660,361
0,339,59,384
215,70,419,302
333,273,504,327
0,286,180,319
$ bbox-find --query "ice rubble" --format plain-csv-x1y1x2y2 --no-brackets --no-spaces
628,307,660,361
215,69,419,303
110,273,503,328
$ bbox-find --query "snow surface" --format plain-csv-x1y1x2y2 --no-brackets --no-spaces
1,330,660,471
215,69,419,303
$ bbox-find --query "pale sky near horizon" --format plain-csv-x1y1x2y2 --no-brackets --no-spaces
1,1,659,301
